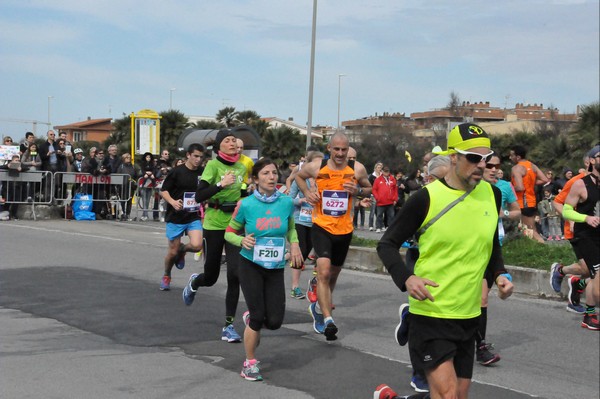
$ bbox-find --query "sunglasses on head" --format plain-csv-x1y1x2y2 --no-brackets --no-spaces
454,148,494,164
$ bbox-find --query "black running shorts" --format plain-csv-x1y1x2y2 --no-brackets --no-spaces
311,224,353,267
408,314,479,379
570,233,600,278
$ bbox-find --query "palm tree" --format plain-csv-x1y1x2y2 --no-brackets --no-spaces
105,113,132,155
159,109,190,151
236,110,261,125
216,107,238,127
250,118,270,136
191,120,224,130
260,126,305,165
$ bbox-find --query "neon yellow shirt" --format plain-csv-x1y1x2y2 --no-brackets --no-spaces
411,180,498,319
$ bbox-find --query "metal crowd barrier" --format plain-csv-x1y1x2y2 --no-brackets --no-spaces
0,170,53,220
0,170,169,222
134,177,165,221
54,172,133,219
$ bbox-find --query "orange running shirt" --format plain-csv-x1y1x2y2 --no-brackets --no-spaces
312,160,356,235
554,172,585,240
512,160,537,208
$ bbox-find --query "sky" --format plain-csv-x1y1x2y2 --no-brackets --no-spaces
1,0,599,141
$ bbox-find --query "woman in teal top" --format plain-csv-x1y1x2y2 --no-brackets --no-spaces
225,158,303,382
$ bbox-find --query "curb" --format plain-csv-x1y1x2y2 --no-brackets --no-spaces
344,246,569,300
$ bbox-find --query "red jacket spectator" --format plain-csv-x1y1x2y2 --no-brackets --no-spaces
372,171,398,206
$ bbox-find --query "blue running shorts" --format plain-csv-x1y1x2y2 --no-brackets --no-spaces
166,220,203,241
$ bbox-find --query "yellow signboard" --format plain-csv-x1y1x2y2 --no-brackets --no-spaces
130,109,161,163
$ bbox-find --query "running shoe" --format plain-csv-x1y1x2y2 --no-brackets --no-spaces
476,342,501,366
549,262,564,292
182,273,198,306
307,275,318,303
568,276,582,306
159,275,171,291
394,303,410,346
309,303,325,334
566,303,585,314
324,319,338,341
581,314,600,330
291,287,306,299
175,247,186,270
193,250,203,262
240,359,262,381
410,372,429,393
222,324,242,343
376,228,382,233
373,384,398,399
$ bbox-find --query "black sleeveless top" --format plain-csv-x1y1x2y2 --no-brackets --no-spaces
574,174,600,236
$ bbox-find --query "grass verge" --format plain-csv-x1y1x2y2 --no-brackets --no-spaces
351,234,576,270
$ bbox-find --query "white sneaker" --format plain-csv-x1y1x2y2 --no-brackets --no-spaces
382,227,387,232
376,228,381,233
369,227,374,231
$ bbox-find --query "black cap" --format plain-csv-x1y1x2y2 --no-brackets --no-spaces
213,129,236,151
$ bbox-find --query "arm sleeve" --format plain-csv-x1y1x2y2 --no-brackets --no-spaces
195,179,221,203
562,203,588,223
485,185,508,288
287,217,299,244
377,188,429,291
224,218,245,247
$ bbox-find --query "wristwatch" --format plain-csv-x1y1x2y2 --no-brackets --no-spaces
216,182,222,189
503,210,510,217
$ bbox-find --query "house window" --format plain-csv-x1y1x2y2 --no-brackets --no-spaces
73,131,86,142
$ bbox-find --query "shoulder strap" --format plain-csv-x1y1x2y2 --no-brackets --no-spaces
417,189,472,236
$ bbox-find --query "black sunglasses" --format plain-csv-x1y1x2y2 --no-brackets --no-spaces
454,148,494,164
485,163,500,169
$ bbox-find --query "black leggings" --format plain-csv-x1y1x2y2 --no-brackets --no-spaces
296,224,313,260
192,229,241,318
239,257,285,331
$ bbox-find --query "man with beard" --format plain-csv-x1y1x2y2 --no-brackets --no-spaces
374,123,513,399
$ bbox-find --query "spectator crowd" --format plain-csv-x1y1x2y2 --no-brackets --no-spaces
0,128,588,245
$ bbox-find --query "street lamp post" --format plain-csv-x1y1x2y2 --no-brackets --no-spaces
337,74,346,131
170,88,176,110
47,96,54,126
305,0,317,149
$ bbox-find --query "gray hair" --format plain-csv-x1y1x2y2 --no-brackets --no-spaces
427,155,450,178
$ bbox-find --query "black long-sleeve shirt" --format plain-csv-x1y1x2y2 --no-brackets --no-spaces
377,178,506,292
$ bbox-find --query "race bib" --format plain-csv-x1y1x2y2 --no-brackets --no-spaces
322,190,348,216
183,192,200,212
253,237,285,269
299,202,313,223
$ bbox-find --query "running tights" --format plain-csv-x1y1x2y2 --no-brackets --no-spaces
238,257,285,331
191,229,241,319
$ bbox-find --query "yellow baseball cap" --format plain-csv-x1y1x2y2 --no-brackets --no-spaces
433,123,491,155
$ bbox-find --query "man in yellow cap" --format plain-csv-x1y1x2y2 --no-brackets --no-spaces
374,123,514,399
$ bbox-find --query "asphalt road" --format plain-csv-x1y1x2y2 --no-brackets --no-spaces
1,219,598,399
